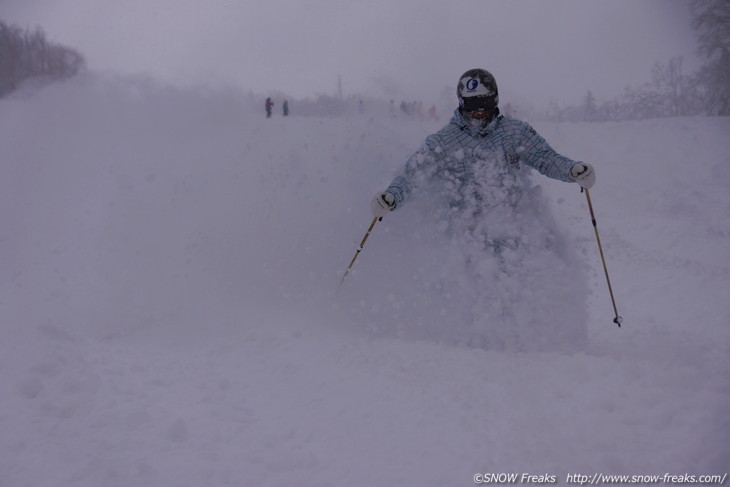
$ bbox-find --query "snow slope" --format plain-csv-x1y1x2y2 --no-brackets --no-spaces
1,75,728,486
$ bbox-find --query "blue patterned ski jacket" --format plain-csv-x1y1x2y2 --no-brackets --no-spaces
385,109,580,209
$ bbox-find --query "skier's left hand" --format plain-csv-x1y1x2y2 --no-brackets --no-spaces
570,163,595,189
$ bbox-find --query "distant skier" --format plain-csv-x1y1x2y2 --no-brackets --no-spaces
400,101,409,116
427,105,439,122
283,100,289,117
369,68,595,350
265,97,274,118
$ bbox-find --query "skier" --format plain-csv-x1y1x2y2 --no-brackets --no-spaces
283,100,289,117
427,105,439,122
265,97,274,118
369,69,595,350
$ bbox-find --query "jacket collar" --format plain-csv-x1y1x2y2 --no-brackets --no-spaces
451,108,500,137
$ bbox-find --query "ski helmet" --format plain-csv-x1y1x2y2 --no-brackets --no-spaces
457,69,499,117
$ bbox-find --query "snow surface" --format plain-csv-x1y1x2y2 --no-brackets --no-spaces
1,74,729,486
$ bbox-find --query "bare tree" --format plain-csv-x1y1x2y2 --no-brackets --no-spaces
0,19,85,98
0,21,23,94
691,0,730,115
581,90,598,121
692,0,730,59
651,57,690,116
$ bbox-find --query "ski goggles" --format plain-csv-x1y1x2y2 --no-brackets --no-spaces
460,95,496,113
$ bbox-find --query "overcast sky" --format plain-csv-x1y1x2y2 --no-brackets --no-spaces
2,0,701,107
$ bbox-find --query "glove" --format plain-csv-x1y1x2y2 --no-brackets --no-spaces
371,191,396,217
570,163,595,189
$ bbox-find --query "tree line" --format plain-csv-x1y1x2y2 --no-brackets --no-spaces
542,0,730,122
0,19,85,98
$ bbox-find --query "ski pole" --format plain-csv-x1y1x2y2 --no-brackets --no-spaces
584,188,623,327
339,216,380,288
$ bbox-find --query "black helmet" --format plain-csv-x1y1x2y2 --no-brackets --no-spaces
457,69,499,116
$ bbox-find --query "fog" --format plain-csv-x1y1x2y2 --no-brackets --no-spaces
1,73,728,485
2,0,700,106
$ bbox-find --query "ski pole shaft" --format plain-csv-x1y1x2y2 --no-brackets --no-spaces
584,188,623,327
339,216,380,287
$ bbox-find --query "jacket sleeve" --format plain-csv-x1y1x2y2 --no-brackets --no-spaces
517,123,577,183
386,135,443,208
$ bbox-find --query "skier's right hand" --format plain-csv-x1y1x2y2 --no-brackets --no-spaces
371,191,396,217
